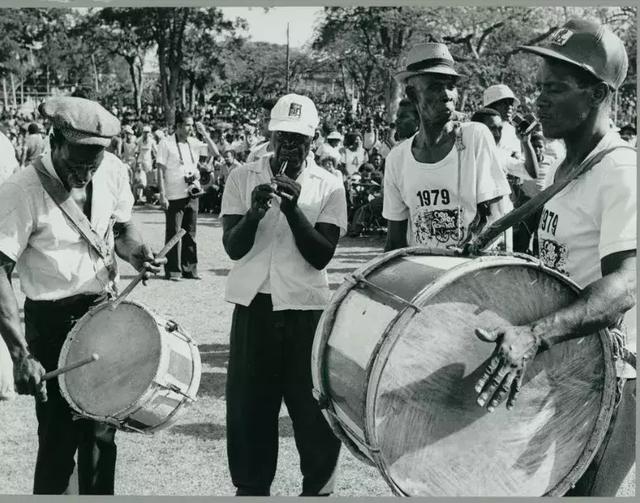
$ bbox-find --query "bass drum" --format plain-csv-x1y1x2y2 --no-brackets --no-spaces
311,248,616,496
58,300,201,433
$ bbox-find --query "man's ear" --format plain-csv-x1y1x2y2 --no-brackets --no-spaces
590,82,611,108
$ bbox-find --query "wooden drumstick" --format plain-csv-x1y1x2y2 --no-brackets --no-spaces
109,229,187,311
43,353,99,381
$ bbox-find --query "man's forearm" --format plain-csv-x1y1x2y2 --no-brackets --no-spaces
202,133,220,158
114,221,145,264
0,270,29,362
532,268,636,348
521,138,539,180
283,207,335,270
222,213,261,260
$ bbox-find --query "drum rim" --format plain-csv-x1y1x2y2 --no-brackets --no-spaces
58,299,165,425
362,252,617,496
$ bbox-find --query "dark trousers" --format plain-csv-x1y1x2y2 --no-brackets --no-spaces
226,294,341,496
165,196,199,276
565,378,636,496
24,294,117,495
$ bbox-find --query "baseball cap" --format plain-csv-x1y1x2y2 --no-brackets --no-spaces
39,96,120,147
520,18,628,89
483,84,520,107
268,94,319,137
142,125,152,133
123,125,134,135
395,43,461,83
326,131,343,141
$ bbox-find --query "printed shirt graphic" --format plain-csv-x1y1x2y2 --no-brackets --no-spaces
537,131,636,378
383,123,510,249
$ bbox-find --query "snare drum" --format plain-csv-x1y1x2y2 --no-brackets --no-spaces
311,248,616,496
58,300,201,433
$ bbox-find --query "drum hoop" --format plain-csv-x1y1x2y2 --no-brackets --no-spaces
311,279,375,466
58,299,165,423
361,252,617,497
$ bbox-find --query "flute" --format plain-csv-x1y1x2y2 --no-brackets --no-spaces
271,160,294,200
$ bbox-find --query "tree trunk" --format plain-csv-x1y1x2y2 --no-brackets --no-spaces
339,62,349,105
384,70,402,122
157,39,171,127
127,56,141,117
135,62,143,118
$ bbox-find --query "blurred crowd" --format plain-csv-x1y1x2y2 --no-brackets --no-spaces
0,88,636,240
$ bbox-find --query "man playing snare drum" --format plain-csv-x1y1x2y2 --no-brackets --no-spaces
0,97,165,494
474,19,636,496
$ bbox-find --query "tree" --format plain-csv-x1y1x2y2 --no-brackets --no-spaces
142,7,240,126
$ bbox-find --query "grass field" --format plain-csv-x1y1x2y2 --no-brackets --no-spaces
0,207,634,496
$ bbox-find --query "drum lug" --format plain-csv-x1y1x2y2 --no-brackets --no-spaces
159,382,197,402
312,388,329,409
165,320,179,332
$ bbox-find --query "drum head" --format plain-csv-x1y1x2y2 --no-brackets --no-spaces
59,301,163,418
370,259,614,496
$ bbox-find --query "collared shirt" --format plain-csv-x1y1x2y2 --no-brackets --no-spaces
221,156,347,311
537,130,636,378
498,122,522,158
0,151,133,301
156,134,207,200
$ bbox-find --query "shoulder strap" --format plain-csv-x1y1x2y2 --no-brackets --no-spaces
32,159,118,292
468,145,636,254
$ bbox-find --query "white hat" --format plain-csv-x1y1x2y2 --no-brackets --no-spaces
268,93,319,137
327,131,343,141
142,125,151,132
395,43,462,83
483,84,520,107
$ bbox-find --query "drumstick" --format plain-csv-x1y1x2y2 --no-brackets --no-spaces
43,353,99,381
109,229,187,311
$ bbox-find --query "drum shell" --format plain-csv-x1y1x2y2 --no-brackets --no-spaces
58,300,201,433
311,248,616,497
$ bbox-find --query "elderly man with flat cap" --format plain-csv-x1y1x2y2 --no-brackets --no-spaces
0,96,165,494
474,19,636,496
221,93,346,496
383,43,511,251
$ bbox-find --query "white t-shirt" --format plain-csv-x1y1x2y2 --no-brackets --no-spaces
537,131,636,378
342,147,367,176
498,122,522,158
0,131,19,185
383,123,511,248
156,134,207,200
221,156,348,311
0,151,133,300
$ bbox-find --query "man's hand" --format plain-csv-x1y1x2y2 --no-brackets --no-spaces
248,184,275,221
195,121,208,137
14,354,47,402
159,194,169,210
474,325,543,412
129,244,167,285
271,175,301,214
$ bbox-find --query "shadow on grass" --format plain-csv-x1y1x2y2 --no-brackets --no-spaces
170,417,294,441
207,268,231,276
198,370,226,398
199,343,229,368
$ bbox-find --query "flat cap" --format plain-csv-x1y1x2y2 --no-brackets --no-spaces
39,96,121,147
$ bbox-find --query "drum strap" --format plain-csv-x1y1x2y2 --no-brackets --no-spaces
467,145,637,254
32,159,119,297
